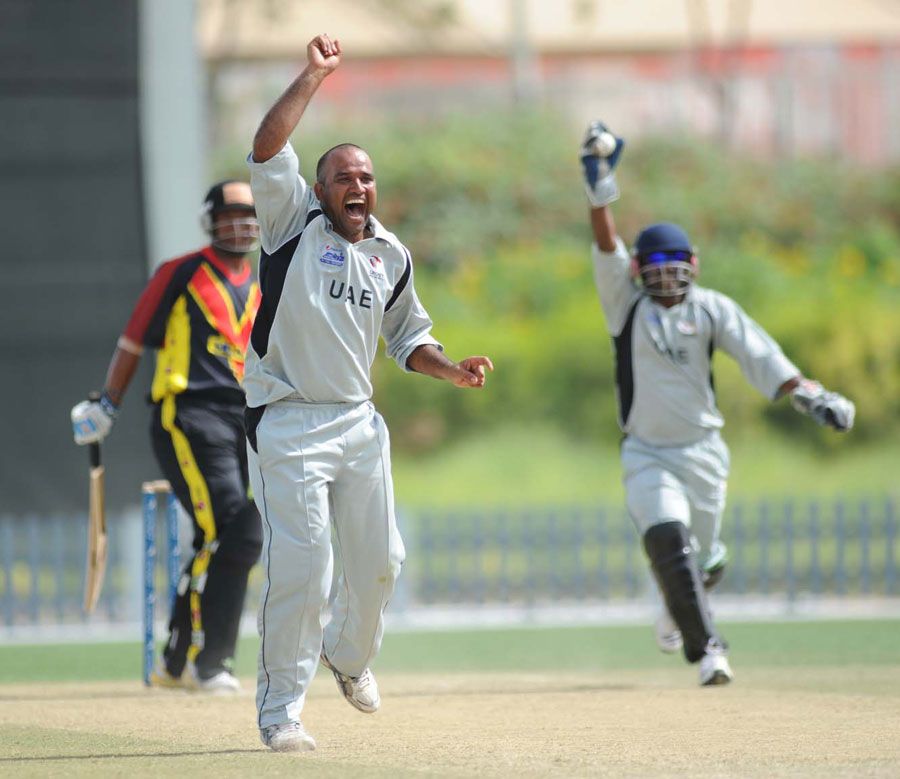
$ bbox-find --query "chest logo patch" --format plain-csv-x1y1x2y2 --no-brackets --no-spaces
677,320,697,335
319,244,345,268
368,255,387,282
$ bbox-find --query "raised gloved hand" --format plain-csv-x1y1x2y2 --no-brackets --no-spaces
579,120,625,208
71,392,119,445
790,380,855,432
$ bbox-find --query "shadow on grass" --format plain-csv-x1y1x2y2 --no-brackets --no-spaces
0,690,209,702
0,680,638,703
389,682,637,698
0,749,264,763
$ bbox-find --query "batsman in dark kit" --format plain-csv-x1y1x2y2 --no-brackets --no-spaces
71,181,263,693
579,121,855,685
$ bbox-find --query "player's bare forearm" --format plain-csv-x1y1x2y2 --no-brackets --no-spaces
252,35,341,162
406,345,460,382
591,205,618,253
103,346,141,406
406,344,494,389
252,69,327,162
775,376,801,400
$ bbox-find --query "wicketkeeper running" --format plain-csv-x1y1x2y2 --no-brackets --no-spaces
580,120,855,685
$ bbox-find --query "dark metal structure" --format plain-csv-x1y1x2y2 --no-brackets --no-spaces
0,0,156,513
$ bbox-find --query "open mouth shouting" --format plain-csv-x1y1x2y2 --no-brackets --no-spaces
344,197,367,224
315,145,377,241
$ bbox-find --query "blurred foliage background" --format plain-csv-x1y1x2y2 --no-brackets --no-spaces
216,110,899,501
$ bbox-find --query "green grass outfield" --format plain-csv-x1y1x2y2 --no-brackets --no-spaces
1,619,896,685
391,425,900,508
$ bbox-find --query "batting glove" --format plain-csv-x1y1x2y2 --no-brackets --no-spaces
580,120,625,208
71,393,118,445
790,380,855,432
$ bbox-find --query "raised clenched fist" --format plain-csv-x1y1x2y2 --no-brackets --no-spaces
308,34,342,74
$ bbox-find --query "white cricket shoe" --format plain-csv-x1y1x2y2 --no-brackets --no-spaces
654,609,683,654
260,722,316,753
320,653,380,713
698,645,734,686
187,664,241,695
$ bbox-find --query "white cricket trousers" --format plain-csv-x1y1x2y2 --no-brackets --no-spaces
621,430,729,571
247,398,405,729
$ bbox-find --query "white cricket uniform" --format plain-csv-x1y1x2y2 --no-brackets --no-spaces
244,142,440,729
592,238,798,567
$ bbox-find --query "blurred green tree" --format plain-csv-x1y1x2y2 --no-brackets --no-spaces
215,111,900,453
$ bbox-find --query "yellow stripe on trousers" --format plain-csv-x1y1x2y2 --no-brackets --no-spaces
160,394,218,663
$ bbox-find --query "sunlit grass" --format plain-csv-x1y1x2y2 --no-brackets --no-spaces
392,424,898,508
1,620,897,683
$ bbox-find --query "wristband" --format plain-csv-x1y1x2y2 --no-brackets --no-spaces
99,392,120,418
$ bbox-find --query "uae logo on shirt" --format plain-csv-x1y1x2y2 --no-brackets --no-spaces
368,255,386,282
320,244,345,267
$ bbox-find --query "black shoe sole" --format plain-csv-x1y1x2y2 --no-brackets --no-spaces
702,670,733,686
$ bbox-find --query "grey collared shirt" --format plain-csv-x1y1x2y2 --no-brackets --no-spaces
243,142,441,407
592,238,798,445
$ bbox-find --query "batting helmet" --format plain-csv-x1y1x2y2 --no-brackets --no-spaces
200,180,259,254
631,222,698,298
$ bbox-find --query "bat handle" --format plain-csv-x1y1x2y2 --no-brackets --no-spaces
87,390,103,468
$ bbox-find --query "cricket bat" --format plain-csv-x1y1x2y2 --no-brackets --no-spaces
83,436,108,613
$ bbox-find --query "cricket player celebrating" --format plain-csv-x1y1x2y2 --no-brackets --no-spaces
245,34,492,752
580,121,855,685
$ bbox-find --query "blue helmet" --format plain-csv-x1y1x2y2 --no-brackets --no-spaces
634,223,692,256
632,223,697,298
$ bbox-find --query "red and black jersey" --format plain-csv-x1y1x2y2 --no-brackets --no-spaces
121,247,261,404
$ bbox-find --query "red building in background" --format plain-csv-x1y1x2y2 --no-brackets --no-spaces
199,0,900,165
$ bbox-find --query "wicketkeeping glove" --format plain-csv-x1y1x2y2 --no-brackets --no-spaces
790,380,855,432
71,393,118,445
580,120,625,208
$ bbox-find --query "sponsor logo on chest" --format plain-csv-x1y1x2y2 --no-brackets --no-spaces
319,244,345,267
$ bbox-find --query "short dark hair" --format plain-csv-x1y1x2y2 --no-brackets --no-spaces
316,143,366,183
